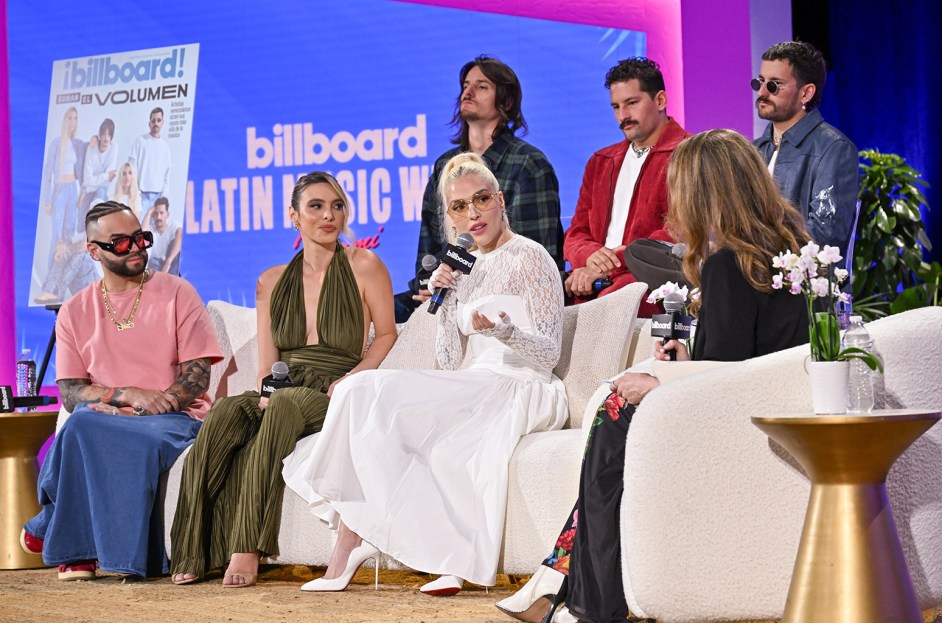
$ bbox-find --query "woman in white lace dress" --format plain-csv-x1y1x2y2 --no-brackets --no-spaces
282,152,567,596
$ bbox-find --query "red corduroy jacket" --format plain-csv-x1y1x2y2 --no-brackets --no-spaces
563,118,690,315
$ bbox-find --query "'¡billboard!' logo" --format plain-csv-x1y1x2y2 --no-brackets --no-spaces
62,48,187,89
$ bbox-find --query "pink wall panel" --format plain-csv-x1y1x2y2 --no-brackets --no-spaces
1,0,16,388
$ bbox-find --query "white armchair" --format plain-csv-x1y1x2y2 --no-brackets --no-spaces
618,307,942,622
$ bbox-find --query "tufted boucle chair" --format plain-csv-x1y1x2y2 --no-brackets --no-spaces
615,306,942,622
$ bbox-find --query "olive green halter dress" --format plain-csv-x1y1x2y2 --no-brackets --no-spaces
170,244,364,576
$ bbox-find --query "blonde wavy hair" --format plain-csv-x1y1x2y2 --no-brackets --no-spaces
437,152,507,243
112,162,141,219
58,107,78,174
666,129,810,313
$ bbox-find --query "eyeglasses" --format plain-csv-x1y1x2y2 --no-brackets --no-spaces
751,78,790,95
90,231,154,256
447,191,500,221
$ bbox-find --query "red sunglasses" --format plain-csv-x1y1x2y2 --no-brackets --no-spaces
90,231,154,256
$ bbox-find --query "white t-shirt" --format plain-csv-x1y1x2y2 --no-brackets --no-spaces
147,218,182,270
605,148,649,248
767,147,779,174
128,134,171,195
82,142,119,193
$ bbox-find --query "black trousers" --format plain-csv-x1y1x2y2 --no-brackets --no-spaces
543,393,635,623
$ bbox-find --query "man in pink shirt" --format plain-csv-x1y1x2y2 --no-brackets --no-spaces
20,201,222,581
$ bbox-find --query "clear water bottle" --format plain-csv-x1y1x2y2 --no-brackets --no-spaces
843,316,874,413
16,349,37,412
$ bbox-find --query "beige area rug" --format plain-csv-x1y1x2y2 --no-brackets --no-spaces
2,565,940,623
1,566,522,623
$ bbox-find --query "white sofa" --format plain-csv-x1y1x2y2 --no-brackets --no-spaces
143,281,653,573
616,306,942,622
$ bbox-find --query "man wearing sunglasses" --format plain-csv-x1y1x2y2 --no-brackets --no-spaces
21,201,222,581
753,41,858,270
128,107,171,213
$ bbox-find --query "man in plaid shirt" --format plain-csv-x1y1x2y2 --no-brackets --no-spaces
394,55,563,322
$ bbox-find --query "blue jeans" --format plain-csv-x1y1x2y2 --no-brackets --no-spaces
47,181,79,267
25,405,201,576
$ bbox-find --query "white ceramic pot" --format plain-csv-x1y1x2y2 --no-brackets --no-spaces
806,360,850,414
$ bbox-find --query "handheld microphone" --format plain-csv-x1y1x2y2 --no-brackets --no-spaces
260,361,293,398
650,292,693,361
427,233,476,315
592,277,613,293
417,254,438,291
0,386,58,412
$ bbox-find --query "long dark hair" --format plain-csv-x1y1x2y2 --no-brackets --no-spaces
449,55,527,151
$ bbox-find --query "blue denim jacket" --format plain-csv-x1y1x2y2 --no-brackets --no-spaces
754,109,859,262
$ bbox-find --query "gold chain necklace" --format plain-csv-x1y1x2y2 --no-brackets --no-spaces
100,270,148,331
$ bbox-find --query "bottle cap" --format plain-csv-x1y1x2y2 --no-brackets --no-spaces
849,315,863,323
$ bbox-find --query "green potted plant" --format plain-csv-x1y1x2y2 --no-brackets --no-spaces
853,150,932,319
890,261,941,313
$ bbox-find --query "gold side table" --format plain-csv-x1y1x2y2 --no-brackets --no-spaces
752,409,941,623
0,411,57,569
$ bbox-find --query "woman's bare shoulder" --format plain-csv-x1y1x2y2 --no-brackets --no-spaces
344,246,389,281
257,263,289,295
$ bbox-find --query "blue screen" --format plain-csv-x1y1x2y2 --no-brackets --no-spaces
8,0,644,381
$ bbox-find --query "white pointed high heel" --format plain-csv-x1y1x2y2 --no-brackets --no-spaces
301,542,380,592
495,565,565,620
419,574,464,596
549,606,579,623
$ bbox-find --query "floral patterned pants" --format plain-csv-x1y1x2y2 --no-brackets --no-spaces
542,392,634,623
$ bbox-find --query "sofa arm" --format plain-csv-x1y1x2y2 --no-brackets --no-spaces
619,348,814,621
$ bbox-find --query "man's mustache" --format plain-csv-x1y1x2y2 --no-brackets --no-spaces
620,119,637,130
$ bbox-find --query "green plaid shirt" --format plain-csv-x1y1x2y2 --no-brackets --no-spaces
407,132,563,292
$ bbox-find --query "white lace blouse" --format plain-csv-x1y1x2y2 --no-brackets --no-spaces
434,234,564,375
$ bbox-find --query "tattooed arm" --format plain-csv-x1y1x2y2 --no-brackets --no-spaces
56,358,210,415
57,378,176,414
163,358,212,414
58,378,108,412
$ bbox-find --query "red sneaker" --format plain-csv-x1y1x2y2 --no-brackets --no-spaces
19,529,43,555
57,561,97,581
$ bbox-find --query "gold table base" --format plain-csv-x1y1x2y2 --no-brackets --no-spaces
0,411,58,569
753,409,941,623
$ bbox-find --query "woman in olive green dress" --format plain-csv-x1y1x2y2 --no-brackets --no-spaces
169,172,397,587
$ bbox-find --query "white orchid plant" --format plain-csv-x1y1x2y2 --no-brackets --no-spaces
772,242,883,372
645,281,700,309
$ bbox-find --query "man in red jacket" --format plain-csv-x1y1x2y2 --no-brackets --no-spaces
564,58,689,315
